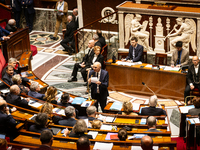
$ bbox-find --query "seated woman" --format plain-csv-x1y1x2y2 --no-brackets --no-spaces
43,86,58,104
188,97,200,115
91,119,102,129
57,93,71,107
28,81,45,100
68,119,93,139
118,101,138,116
118,128,127,141
12,74,29,95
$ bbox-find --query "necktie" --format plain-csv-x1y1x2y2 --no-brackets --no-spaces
177,51,181,65
132,47,135,58
96,72,99,93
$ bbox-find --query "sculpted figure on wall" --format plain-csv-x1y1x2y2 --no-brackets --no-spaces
125,14,151,51
165,18,197,53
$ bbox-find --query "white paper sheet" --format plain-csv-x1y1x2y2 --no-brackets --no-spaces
100,124,113,130
144,64,152,68
84,119,89,127
0,89,10,94
193,118,200,123
93,142,113,150
88,131,98,139
164,66,180,71
69,97,74,103
91,77,98,83
132,103,140,111
179,106,194,113
57,109,65,115
131,146,158,150
28,100,43,108
81,101,92,107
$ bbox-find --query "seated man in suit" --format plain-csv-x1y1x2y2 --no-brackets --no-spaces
171,41,189,67
6,85,30,108
184,56,200,103
2,65,14,86
145,116,161,132
32,130,53,150
88,62,109,112
122,37,143,62
5,19,17,32
58,106,77,126
28,81,45,100
77,136,90,150
60,15,77,55
86,106,103,122
140,95,166,116
141,136,153,150
0,26,11,41
68,40,95,82
0,98,17,141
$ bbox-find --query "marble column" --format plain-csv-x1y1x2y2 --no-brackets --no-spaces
118,11,125,50
197,18,200,57
77,0,83,28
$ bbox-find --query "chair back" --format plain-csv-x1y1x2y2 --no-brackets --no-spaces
155,53,167,65
143,51,147,63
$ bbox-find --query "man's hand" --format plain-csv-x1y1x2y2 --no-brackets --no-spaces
25,98,30,102
121,59,126,62
171,64,174,68
96,81,101,85
64,128,69,136
10,32,13,34
5,107,10,115
3,36,10,41
176,65,181,68
11,107,17,112
127,60,132,63
190,85,195,90
81,65,85,68
88,78,91,84
62,29,66,31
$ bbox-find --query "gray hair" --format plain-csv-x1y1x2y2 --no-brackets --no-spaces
10,85,19,94
12,74,21,84
68,15,73,21
73,8,78,15
86,106,96,116
149,95,157,107
73,119,87,133
147,116,156,128
30,81,39,91
8,19,15,25
93,62,101,67
8,58,17,64
93,34,99,40
65,106,75,118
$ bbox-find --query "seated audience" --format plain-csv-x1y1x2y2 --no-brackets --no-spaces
6,85,30,108
29,113,50,133
118,101,138,116
86,106,98,121
96,30,106,48
2,65,14,86
0,98,17,141
68,119,93,139
12,74,29,94
77,136,90,150
40,102,53,115
5,19,17,32
140,95,166,116
145,116,161,132
188,97,200,115
141,135,153,150
28,81,45,100
32,129,53,150
44,86,58,104
57,93,71,107
91,119,102,129
118,128,127,141
0,138,7,150
58,106,77,126
0,26,11,41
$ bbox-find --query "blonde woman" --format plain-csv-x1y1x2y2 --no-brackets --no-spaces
119,101,138,116
43,86,58,104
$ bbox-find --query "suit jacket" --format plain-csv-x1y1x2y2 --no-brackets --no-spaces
58,118,76,126
140,106,166,116
145,128,161,132
95,41,102,49
0,26,10,41
72,15,79,29
56,1,68,22
57,102,71,107
6,93,29,108
28,90,45,100
188,108,200,116
82,48,94,64
68,132,93,139
89,69,109,100
5,24,17,32
126,44,143,62
187,64,200,84
2,72,13,86
86,53,104,68
0,111,16,135
10,0,22,12
21,0,35,14
98,36,106,48
64,21,77,41
29,124,52,133
171,49,189,66
31,145,53,150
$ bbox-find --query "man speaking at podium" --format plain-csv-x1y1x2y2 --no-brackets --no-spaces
88,62,109,112
122,37,143,62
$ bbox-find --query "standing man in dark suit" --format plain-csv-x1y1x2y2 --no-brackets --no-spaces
96,30,106,48
122,37,143,62
171,41,189,67
88,62,109,112
72,8,78,29
10,0,22,28
21,0,35,32
184,56,200,103
60,15,77,55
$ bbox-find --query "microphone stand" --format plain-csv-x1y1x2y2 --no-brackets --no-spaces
87,68,92,101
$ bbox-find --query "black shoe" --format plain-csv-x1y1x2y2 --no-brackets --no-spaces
50,37,58,40
68,78,77,82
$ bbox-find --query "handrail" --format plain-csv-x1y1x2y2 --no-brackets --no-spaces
0,3,12,12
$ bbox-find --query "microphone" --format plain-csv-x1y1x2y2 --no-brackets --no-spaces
142,82,156,95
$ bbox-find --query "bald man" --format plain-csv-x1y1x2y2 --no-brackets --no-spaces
88,62,109,112
0,98,17,140
72,8,79,29
5,19,17,32
60,15,77,55
141,136,153,150
185,56,200,103
145,116,161,132
68,40,95,82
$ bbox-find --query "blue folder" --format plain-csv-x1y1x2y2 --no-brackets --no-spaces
110,101,122,111
71,97,87,105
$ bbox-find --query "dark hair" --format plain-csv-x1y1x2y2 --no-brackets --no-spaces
6,65,13,71
61,93,70,104
175,41,183,47
40,130,53,144
118,128,127,141
96,30,102,37
192,97,200,108
77,136,90,150
35,113,48,127
130,37,138,42
0,103,6,111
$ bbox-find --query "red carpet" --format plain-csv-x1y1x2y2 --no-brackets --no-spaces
171,137,186,150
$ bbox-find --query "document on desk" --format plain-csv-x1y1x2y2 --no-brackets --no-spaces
91,77,98,83
132,103,140,111
164,66,180,72
93,142,113,150
28,100,42,108
193,118,200,123
100,124,113,130
88,131,98,139
116,61,142,66
81,101,92,107
179,105,194,113
131,146,158,150
71,97,87,104
97,114,115,123
110,101,122,111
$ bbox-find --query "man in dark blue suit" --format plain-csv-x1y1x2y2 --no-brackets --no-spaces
10,0,22,28
0,26,11,41
88,62,109,112
122,37,143,62
28,81,45,100
21,0,35,32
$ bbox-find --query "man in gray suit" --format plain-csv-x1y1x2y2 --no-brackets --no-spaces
145,116,161,132
171,41,189,67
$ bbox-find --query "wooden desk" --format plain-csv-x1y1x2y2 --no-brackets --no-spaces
106,63,186,101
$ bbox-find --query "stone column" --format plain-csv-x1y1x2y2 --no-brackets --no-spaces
197,18,200,57
77,0,83,28
118,11,124,50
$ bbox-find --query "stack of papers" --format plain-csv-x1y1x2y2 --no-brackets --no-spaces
188,118,200,124
98,114,115,123
100,124,113,130
116,61,142,66
81,101,92,107
0,89,10,94
179,105,194,113
93,142,113,150
87,131,98,139
105,133,118,140
28,100,43,108
132,103,140,111
71,97,87,105
53,108,65,115
110,101,122,111
164,66,180,72
131,146,158,150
